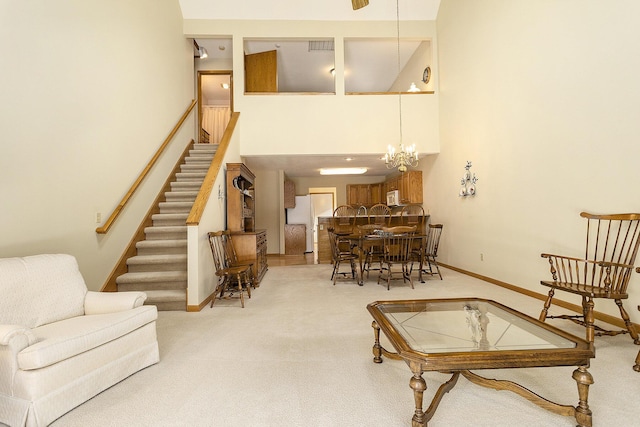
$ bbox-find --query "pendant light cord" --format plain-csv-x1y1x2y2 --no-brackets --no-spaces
396,0,403,146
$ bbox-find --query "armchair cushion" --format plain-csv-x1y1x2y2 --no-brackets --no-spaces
18,305,157,371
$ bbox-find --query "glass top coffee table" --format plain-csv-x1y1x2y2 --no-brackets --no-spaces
367,298,595,427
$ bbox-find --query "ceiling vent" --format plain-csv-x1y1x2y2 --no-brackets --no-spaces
308,40,334,52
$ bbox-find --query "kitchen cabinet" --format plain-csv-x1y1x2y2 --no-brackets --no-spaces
284,180,296,209
347,170,422,207
387,171,423,204
346,184,371,206
284,224,306,255
370,183,383,205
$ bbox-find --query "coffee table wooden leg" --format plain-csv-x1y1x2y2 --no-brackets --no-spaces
372,321,383,363
410,371,427,427
371,320,402,362
572,366,593,427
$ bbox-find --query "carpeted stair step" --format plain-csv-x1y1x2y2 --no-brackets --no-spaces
126,254,187,273
192,143,216,149
116,270,187,291
181,163,210,172
184,156,213,164
143,290,187,311
189,148,216,157
175,171,206,181
158,201,193,214
136,239,187,255
164,190,198,202
151,213,188,227
170,181,201,191
144,225,187,240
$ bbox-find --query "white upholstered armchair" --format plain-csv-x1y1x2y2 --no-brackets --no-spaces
0,254,159,427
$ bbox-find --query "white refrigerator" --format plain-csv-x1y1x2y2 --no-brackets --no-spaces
286,195,314,253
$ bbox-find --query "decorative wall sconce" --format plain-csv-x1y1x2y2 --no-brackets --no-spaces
459,161,478,197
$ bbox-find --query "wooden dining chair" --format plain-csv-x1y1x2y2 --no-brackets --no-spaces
208,231,252,308
368,203,391,227
332,205,357,234
400,204,426,233
221,230,256,289
378,226,417,290
356,204,391,278
538,212,640,345
381,225,417,235
327,227,358,285
420,224,444,280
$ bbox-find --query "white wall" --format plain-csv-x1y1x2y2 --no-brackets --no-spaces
433,0,640,322
184,19,440,157
0,0,195,290
251,169,282,254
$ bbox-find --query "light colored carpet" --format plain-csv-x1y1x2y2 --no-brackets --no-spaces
51,265,639,426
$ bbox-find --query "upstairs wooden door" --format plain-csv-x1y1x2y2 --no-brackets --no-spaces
244,50,277,92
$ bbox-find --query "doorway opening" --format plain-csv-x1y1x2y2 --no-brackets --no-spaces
197,71,233,144
309,188,336,263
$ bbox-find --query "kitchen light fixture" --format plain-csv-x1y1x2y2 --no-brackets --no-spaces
385,0,419,173
320,167,367,175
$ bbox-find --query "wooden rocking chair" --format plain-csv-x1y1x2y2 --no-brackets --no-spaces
539,212,640,345
634,267,640,372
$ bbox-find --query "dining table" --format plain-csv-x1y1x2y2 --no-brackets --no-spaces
336,231,427,286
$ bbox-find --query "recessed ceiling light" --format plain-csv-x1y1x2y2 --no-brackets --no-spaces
220,83,230,89
345,157,354,161
320,167,367,175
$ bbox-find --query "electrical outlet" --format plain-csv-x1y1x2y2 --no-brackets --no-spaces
480,253,484,261
320,224,324,230
95,212,102,224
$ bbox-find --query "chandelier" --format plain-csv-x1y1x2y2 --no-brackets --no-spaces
384,0,419,173
385,144,418,173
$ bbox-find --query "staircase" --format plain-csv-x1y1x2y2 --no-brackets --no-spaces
115,143,216,310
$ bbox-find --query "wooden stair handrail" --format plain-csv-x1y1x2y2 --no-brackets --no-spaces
187,112,240,226
96,99,197,234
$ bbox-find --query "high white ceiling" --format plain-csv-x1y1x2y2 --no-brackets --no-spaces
186,0,441,177
179,0,441,21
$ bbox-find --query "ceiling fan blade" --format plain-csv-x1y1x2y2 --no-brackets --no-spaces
352,0,369,10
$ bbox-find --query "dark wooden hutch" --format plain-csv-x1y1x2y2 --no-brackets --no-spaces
226,163,267,283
